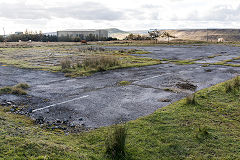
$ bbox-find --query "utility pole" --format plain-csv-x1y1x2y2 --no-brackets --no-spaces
3,27,5,37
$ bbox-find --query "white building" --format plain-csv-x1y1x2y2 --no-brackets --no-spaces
57,29,108,39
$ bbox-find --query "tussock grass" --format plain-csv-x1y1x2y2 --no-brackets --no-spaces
82,56,121,72
0,83,30,95
224,76,240,93
60,58,72,69
105,125,127,159
186,94,197,104
15,83,30,89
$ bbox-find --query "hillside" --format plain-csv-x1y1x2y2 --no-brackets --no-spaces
163,29,240,41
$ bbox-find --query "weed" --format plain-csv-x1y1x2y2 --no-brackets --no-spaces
0,86,12,95
118,81,131,86
11,87,27,95
186,94,196,105
233,76,240,88
196,126,210,142
83,56,120,71
105,124,127,160
60,58,72,69
0,83,30,95
15,83,30,89
225,76,240,93
225,82,233,93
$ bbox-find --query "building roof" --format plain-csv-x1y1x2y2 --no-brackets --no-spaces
58,29,106,32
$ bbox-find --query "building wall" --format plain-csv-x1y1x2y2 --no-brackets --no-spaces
57,30,108,38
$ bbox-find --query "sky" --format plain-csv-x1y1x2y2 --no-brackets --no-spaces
0,0,240,34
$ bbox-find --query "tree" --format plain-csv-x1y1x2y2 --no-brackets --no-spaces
160,31,176,43
0,35,4,42
148,29,161,43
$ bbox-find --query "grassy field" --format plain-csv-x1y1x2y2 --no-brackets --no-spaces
1,77,240,159
0,43,160,77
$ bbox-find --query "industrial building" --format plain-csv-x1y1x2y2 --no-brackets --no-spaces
57,29,108,39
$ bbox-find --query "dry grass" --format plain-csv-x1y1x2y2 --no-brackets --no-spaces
82,55,121,71
0,83,30,95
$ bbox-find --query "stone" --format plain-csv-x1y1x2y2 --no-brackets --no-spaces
35,116,44,124
10,108,15,112
28,108,33,113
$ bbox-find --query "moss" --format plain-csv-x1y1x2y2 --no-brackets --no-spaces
118,81,132,86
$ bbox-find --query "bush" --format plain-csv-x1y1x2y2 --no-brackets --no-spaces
82,56,120,71
105,125,127,159
60,58,72,69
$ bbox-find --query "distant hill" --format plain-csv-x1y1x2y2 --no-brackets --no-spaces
161,29,240,41
107,28,150,40
106,28,127,34
127,30,149,35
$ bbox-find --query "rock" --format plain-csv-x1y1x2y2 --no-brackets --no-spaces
10,108,15,112
70,124,76,128
159,98,171,102
28,108,33,113
204,69,212,72
56,119,62,124
63,119,68,124
176,82,197,91
35,116,44,124
6,102,12,105
51,126,59,130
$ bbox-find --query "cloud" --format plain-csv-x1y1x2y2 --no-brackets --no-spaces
204,5,240,21
0,2,125,20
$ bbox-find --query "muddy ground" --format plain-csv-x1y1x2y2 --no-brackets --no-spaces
0,44,240,129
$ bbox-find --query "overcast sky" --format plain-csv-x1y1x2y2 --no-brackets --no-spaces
0,0,240,34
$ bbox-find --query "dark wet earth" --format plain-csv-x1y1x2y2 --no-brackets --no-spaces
1,44,240,129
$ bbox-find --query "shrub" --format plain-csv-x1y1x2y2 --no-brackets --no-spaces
105,125,127,159
82,56,120,71
60,58,72,69
186,94,196,105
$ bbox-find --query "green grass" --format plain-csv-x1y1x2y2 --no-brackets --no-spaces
118,81,132,86
63,56,161,77
1,78,240,159
0,45,161,77
0,83,30,95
